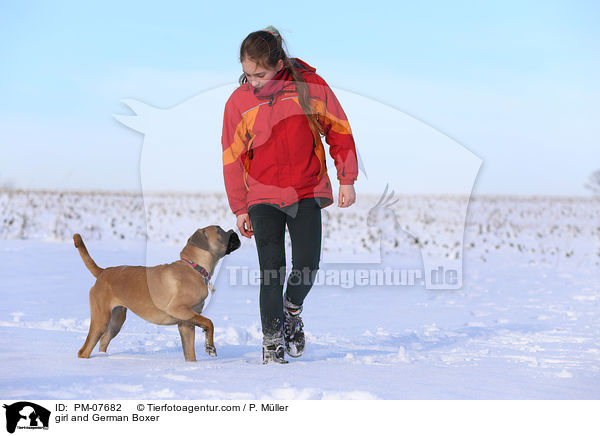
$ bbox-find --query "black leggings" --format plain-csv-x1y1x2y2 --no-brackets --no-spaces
248,197,322,341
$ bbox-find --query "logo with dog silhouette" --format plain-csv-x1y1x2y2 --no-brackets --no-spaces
3,402,50,433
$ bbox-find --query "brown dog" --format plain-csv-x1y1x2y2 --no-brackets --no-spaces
73,226,240,361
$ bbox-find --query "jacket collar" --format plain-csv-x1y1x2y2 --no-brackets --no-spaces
252,66,290,98
250,58,316,99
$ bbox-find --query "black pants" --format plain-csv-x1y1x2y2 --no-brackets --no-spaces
248,197,322,342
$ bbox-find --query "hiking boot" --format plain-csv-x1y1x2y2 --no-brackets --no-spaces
284,302,305,358
262,343,289,364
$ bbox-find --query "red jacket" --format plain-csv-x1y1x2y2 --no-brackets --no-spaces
222,58,358,216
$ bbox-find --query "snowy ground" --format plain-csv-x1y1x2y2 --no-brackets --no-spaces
0,190,599,399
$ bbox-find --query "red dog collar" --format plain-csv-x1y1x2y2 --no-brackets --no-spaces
179,258,211,283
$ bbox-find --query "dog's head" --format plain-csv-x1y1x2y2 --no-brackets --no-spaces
187,225,241,258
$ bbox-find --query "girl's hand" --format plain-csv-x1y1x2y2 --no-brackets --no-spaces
236,213,254,238
338,184,356,208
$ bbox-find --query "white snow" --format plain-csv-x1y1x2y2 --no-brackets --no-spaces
0,189,599,399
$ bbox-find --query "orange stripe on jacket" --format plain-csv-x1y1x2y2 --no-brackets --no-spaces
222,106,260,166
309,99,352,135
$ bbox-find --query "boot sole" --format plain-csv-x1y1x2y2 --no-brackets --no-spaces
263,358,289,364
285,345,305,358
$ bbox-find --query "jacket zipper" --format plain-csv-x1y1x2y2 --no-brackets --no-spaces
243,138,254,191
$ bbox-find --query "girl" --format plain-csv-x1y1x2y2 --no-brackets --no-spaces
222,26,358,364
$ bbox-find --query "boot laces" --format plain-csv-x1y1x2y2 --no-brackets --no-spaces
285,311,303,337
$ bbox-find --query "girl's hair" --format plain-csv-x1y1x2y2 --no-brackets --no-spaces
239,26,324,138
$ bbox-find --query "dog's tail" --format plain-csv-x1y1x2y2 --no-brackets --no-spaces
73,233,103,278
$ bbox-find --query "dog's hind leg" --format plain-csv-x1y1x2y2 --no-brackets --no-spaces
78,285,112,358
99,306,127,353
177,322,197,362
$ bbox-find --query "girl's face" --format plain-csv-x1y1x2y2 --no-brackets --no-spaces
241,58,284,90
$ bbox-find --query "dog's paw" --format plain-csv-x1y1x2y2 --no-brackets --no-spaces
205,345,217,357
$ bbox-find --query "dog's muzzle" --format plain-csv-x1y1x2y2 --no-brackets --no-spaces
225,230,241,255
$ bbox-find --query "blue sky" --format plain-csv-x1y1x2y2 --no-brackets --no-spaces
0,0,598,195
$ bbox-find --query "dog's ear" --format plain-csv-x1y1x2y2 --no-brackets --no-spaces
189,229,210,251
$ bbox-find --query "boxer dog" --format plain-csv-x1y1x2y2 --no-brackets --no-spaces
74,226,240,361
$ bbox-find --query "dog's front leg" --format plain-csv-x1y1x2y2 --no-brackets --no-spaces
167,306,217,358
195,317,217,357
177,322,197,362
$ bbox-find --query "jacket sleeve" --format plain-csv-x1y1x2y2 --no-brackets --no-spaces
311,74,359,185
222,95,249,216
